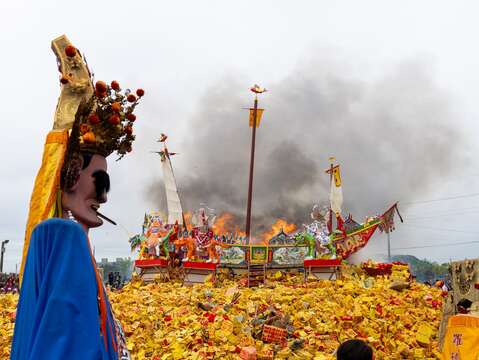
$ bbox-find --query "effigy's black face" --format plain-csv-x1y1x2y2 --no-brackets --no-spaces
62,154,109,230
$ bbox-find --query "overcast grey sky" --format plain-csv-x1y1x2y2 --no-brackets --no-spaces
1,1,479,272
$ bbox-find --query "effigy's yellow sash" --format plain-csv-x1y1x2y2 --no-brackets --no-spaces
20,130,69,281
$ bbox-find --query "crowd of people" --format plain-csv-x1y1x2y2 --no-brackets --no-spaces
0,273,19,293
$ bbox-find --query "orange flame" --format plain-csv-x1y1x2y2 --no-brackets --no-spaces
235,227,246,238
213,212,237,234
183,211,192,230
183,212,298,245
210,212,246,243
261,219,297,243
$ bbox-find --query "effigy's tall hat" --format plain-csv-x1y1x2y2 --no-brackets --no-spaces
21,35,144,279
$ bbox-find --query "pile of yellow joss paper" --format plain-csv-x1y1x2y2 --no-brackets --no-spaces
0,271,443,359
0,293,16,358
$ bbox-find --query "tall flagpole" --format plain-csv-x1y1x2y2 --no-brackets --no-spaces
245,85,266,245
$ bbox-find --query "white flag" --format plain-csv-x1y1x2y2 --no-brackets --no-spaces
329,166,343,215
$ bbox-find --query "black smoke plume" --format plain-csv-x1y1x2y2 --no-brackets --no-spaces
148,57,465,236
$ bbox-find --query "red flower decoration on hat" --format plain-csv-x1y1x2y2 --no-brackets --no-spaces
111,81,120,91
111,102,121,113
88,114,100,125
108,114,120,125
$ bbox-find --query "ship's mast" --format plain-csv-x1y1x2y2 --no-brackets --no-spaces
245,94,258,245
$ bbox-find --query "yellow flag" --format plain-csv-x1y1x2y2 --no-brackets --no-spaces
333,166,341,187
249,108,264,128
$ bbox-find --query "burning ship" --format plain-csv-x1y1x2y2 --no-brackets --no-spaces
130,139,402,274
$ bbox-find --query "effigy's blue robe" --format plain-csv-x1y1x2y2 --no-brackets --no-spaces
11,218,121,360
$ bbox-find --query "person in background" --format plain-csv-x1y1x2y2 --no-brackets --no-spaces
114,272,122,289
108,272,114,288
336,339,373,360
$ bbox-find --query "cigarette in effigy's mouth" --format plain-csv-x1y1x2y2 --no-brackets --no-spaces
96,211,117,225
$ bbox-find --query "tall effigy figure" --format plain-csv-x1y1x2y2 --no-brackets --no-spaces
11,35,143,360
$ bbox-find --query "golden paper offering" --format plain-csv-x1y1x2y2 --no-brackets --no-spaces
0,272,444,359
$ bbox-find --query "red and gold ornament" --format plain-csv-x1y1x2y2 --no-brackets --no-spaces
65,45,77,57
60,75,70,84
